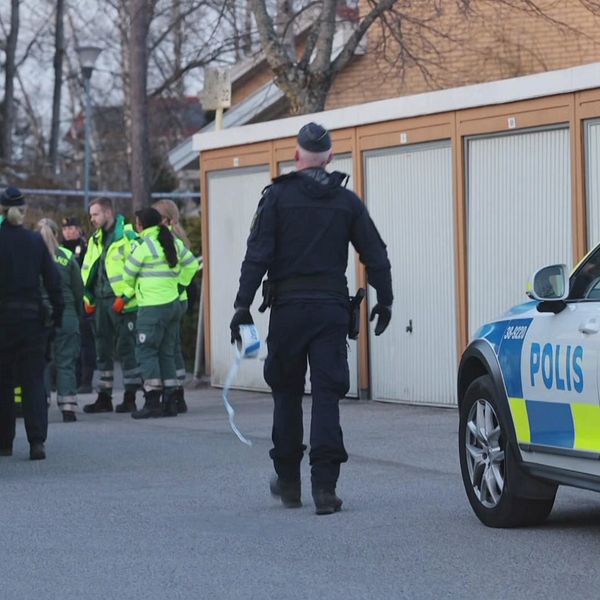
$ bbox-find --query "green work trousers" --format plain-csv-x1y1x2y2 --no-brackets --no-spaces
45,309,80,411
135,301,179,391
174,300,188,388
95,297,141,395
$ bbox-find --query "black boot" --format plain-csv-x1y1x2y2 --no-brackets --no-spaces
62,410,77,423
173,388,187,413
115,390,137,413
270,476,302,508
131,390,162,419
29,442,46,461
312,486,343,515
161,389,178,417
83,391,113,413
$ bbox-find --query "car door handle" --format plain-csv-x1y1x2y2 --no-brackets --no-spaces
579,318,600,334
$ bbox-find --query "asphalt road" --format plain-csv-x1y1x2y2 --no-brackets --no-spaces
2,386,600,600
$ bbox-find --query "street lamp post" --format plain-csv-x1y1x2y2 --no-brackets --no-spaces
76,45,102,213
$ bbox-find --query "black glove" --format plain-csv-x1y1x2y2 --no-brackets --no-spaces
369,304,392,336
230,308,254,344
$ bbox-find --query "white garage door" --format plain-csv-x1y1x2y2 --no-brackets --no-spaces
467,127,572,337
208,166,272,390
364,141,457,405
585,119,600,250
279,155,359,397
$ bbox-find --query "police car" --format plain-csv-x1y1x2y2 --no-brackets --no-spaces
458,248,600,527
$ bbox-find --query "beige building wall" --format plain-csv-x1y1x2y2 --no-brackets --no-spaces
325,0,600,110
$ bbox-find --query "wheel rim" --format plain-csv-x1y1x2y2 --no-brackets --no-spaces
465,399,505,509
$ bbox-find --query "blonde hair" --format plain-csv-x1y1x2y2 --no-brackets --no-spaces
1,205,26,225
152,198,191,247
37,218,60,256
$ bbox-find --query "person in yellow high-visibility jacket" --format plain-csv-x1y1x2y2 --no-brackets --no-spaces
122,208,197,419
81,197,142,413
152,199,201,413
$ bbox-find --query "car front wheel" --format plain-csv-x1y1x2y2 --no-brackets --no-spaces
458,375,556,527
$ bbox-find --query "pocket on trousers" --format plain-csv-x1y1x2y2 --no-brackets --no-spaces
332,345,350,398
136,324,159,349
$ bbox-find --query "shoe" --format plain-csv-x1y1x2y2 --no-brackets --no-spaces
161,390,178,417
29,442,46,461
115,390,137,413
132,390,162,419
62,410,77,423
0,447,12,457
83,392,113,413
174,388,187,414
312,488,343,515
270,476,302,508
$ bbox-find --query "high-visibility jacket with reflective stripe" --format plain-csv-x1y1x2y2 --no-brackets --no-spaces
123,225,186,307
81,215,139,312
175,239,201,302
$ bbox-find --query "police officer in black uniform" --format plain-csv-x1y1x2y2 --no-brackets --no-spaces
230,123,393,515
0,187,64,460
61,216,97,393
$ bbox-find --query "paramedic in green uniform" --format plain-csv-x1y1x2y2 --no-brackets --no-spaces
123,208,186,419
81,197,142,413
37,218,83,422
152,199,200,413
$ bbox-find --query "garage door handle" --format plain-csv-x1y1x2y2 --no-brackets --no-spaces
579,319,600,334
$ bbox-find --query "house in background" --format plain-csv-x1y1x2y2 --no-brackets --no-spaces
168,0,600,180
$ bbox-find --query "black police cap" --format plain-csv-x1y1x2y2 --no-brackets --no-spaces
0,186,25,207
62,216,81,227
297,122,332,153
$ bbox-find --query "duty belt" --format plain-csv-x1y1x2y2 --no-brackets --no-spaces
0,300,41,312
258,275,348,312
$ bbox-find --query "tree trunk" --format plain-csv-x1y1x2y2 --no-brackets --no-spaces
173,0,185,96
276,0,296,61
1,0,20,164
49,0,65,174
129,0,151,210
250,0,398,115
117,1,133,189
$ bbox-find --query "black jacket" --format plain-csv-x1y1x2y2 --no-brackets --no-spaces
235,168,393,308
0,221,64,325
61,237,87,267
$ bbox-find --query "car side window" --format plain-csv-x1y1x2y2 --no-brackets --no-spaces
569,245,600,300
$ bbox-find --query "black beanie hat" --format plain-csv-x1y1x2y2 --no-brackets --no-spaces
1,187,25,207
135,207,163,230
297,122,332,153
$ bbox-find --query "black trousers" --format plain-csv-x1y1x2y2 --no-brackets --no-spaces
0,318,49,447
77,313,97,385
264,301,350,488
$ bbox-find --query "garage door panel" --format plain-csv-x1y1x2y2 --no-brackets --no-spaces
208,166,272,390
468,128,572,337
365,141,457,405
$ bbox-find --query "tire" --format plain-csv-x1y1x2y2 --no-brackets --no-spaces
458,375,556,528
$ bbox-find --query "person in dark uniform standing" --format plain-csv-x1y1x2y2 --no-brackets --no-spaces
230,123,393,515
61,216,97,394
0,187,64,460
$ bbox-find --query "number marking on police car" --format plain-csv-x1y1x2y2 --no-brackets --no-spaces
504,325,528,340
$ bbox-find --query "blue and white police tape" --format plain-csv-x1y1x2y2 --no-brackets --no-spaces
222,324,261,446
